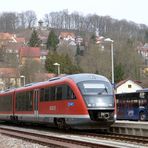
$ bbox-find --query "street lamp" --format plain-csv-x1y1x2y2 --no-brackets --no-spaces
104,38,114,85
53,63,60,75
20,75,25,86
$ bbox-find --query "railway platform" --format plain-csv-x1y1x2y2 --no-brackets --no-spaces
109,120,148,137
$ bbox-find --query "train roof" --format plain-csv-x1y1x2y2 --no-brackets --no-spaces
3,73,110,92
0,87,15,94
64,73,110,83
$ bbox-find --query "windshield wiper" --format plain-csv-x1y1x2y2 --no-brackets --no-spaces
98,88,108,94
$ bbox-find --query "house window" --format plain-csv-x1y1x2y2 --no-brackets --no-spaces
128,84,132,88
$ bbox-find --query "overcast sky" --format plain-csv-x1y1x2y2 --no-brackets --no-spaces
1,0,148,26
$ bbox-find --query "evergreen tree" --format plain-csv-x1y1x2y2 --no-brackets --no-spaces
28,29,41,47
91,34,96,41
76,45,81,56
62,54,82,74
46,30,59,51
45,51,82,74
114,63,125,83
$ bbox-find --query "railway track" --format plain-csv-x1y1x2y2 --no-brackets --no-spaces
0,124,147,148
0,125,116,148
84,132,148,146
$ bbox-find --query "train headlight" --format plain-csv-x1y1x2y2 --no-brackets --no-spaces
88,103,96,107
88,104,92,107
114,114,117,120
109,103,113,107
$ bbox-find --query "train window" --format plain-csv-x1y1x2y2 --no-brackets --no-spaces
39,85,76,102
67,85,76,100
139,99,147,106
62,85,68,99
16,93,23,111
139,99,143,106
77,80,112,95
40,87,55,102
40,88,45,101
0,95,12,111
133,99,138,108
44,88,50,101
26,91,33,110
54,85,76,100
56,86,63,100
16,91,33,111
144,99,147,106
50,87,56,101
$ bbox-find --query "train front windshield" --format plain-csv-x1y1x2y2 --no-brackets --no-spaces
77,80,114,108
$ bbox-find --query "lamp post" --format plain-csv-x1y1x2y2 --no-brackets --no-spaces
53,63,60,75
104,38,114,85
20,75,25,86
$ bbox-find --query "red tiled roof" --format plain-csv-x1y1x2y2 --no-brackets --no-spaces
20,47,41,58
59,32,75,38
116,79,142,88
0,33,13,40
0,68,20,77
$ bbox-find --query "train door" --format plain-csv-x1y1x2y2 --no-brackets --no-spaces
34,89,39,121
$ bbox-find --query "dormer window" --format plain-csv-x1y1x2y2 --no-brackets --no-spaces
128,84,132,88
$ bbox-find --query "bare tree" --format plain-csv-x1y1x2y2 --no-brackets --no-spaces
0,12,18,32
25,10,37,29
21,58,45,83
79,43,111,78
18,12,27,29
44,13,50,27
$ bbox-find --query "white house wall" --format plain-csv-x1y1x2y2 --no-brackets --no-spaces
116,80,142,94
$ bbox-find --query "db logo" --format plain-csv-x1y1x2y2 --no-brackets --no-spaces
49,106,56,111
128,110,134,116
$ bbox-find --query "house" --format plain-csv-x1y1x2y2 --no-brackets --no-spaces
115,79,143,94
19,46,41,65
59,32,76,42
96,36,104,44
5,42,24,54
0,32,26,45
75,36,83,45
137,43,148,57
137,43,148,65
0,68,21,90
0,32,16,43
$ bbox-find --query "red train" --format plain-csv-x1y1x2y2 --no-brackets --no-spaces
0,73,115,129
